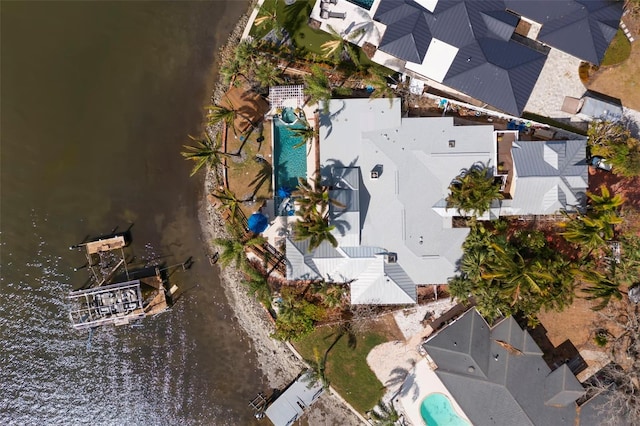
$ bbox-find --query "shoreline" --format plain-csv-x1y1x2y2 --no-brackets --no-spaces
197,4,363,423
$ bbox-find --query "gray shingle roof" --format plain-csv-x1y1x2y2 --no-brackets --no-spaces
423,309,586,426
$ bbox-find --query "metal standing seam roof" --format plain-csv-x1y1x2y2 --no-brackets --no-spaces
423,309,586,426
373,0,550,115
504,0,623,65
373,0,622,115
265,371,324,426
288,98,495,297
509,140,588,215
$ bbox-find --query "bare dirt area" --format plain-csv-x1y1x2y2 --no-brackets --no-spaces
587,14,640,110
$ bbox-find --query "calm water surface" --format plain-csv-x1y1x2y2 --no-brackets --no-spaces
1,1,265,424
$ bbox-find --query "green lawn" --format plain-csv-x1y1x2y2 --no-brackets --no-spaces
250,0,379,70
601,28,632,66
294,325,387,414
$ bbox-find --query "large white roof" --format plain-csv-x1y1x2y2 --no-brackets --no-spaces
316,98,495,287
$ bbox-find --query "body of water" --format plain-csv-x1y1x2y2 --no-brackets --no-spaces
1,1,265,424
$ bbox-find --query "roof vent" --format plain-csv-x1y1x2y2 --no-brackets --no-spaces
385,253,397,263
449,139,456,148
371,164,383,180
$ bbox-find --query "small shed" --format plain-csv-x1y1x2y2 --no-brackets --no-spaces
562,91,623,121
265,371,324,426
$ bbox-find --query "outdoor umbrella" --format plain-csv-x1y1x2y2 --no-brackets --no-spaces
247,213,269,234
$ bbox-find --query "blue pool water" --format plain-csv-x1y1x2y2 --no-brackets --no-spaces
346,0,374,10
273,118,307,214
420,393,470,426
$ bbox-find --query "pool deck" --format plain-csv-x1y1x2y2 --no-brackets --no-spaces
262,104,318,250
398,359,472,426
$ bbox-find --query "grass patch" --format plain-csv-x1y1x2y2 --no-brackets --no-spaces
250,0,379,70
294,325,387,414
601,29,631,66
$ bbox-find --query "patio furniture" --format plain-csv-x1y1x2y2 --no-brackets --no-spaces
320,9,346,19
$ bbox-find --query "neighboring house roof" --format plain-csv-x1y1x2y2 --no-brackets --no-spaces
504,0,623,65
284,98,496,302
265,371,324,426
374,0,549,115
423,309,586,426
372,0,622,115
506,139,588,215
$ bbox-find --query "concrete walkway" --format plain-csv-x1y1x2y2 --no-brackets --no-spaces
525,48,586,120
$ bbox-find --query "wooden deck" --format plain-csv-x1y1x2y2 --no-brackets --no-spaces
85,235,126,255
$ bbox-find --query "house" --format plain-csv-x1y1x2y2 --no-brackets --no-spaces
414,308,588,426
286,98,496,303
316,0,622,116
264,371,324,426
284,99,588,303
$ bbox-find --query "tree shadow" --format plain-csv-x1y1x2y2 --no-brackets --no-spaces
249,156,273,198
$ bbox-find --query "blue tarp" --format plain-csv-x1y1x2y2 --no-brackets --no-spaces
277,187,292,198
248,213,269,234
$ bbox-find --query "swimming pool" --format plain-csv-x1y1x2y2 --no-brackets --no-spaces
420,393,470,426
273,118,307,215
346,0,374,10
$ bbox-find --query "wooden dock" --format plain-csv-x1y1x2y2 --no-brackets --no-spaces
85,235,126,255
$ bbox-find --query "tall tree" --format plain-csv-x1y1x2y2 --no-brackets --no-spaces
206,104,238,135
578,268,626,310
210,188,243,224
320,25,364,68
241,264,272,308
180,133,227,176
446,162,503,217
369,399,400,426
290,120,317,149
253,59,284,90
364,68,395,106
304,65,332,113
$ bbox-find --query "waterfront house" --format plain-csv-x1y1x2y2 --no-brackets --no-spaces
284,98,588,304
399,308,629,426
312,0,623,116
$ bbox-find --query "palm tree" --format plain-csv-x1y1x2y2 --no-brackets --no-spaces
295,176,345,216
369,399,400,426
446,162,503,217
482,244,555,305
180,133,227,176
364,68,395,106
293,212,338,251
320,25,363,68
254,3,279,33
305,348,329,389
578,269,625,310
589,185,624,213
253,60,284,90
241,265,272,308
210,188,242,223
290,120,317,149
206,104,238,135
214,235,248,270
304,65,332,113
